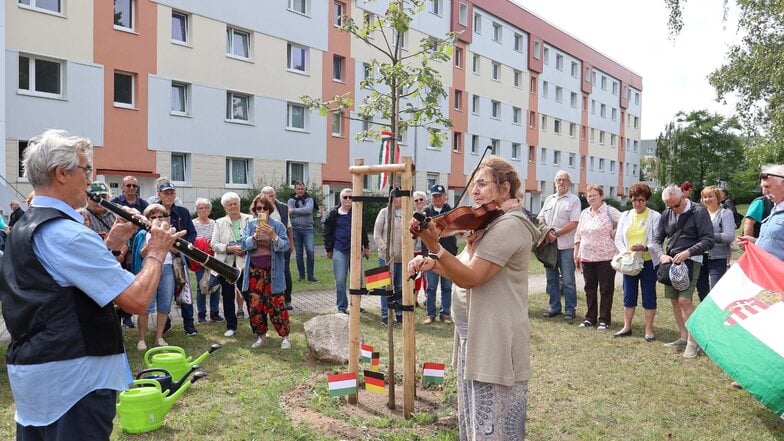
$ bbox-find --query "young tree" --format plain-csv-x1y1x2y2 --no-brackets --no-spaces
655,110,746,195
300,0,456,150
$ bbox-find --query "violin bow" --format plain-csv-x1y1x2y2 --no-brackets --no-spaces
454,145,494,208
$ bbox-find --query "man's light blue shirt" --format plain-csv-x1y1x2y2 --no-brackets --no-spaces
8,195,135,426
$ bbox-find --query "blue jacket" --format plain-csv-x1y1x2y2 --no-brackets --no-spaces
239,218,289,293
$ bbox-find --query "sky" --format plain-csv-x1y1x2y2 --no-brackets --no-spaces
513,0,741,140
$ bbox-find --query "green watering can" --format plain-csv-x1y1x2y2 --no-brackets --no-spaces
143,343,222,383
116,371,208,433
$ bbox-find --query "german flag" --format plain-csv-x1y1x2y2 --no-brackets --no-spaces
370,352,380,372
365,266,391,290
364,369,385,394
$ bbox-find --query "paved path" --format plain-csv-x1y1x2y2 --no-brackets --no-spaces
0,272,623,343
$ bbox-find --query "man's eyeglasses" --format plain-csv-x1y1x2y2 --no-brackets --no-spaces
666,199,683,210
414,198,424,202
342,196,352,200
76,165,93,176
760,172,784,180
124,184,138,188
148,215,169,220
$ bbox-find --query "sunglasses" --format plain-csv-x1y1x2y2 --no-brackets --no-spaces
254,206,269,211
760,172,784,180
124,184,138,188
414,198,424,202
148,215,169,220
666,199,683,210
342,196,352,200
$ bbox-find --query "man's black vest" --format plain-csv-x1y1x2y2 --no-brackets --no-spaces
0,207,123,365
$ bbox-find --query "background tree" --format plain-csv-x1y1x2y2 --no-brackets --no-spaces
301,0,455,150
665,0,784,153
656,110,746,197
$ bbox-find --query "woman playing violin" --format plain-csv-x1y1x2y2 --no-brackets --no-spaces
408,156,534,440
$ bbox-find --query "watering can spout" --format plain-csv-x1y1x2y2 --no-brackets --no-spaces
162,371,208,412
191,343,223,366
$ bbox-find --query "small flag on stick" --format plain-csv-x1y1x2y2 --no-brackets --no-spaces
422,362,445,384
370,352,381,372
364,370,385,394
378,131,399,190
327,372,357,397
360,344,373,363
365,266,391,290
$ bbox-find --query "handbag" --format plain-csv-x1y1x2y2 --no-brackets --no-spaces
611,251,643,276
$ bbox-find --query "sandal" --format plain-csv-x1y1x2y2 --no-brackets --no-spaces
597,323,608,330
578,320,594,328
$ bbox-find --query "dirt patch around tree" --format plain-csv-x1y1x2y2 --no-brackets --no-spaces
280,377,456,440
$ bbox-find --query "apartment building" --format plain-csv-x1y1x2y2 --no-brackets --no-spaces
2,0,642,214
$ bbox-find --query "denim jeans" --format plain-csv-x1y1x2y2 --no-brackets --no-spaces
220,275,240,332
545,248,577,315
623,260,658,309
148,264,174,314
378,258,402,321
696,257,729,301
293,227,315,279
425,271,452,318
195,268,220,318
283,250,293,303
333,249,350,312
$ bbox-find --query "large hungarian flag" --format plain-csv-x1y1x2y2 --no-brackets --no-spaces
686,243,784,418
378,131,399,190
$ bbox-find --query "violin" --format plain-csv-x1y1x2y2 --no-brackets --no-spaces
410,202,503,237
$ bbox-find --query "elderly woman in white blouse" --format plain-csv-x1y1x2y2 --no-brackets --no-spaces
613,183,662,341
193,198,220,323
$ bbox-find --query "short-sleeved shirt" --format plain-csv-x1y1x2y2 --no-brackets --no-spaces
9,195,134,426
574,203,621,262
745,198,766,222
538,192,581,250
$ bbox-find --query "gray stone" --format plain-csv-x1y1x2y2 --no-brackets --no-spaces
303,314,350,364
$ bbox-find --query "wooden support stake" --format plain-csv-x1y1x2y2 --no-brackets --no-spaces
347,158,365,405
400,156,416,418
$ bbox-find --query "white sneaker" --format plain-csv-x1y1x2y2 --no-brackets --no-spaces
224,329,236,337
251,336,267,348
157,338,168,347
280,337,291,349
136,340,147,351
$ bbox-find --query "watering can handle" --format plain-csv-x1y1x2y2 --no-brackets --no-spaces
131,379,163,391
143,346,187,367
136,368,171,380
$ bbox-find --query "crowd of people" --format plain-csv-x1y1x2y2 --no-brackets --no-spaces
2,127,783,439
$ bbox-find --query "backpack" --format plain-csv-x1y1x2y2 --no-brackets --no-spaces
722,199,742,229
751,196,774,238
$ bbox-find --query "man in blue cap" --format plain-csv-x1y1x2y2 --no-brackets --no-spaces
422,184,457,324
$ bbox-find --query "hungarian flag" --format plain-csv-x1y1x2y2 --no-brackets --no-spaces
422,362,445,384
364,370,385,394
687,243,784,417
365,266,391,290
327,373,357,397
370,352,380,372
378,131,399,190
360,344,373,363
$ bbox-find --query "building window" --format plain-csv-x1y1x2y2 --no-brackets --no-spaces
334,1,345,26
18,141,28,179
512,143,520,160
170,81,189,115
610,160,616,172
634,116,639,128
611,134,616,147
458,3,468,25
226,26,250,59
171,11,189,43
428,0,441,15
633,164,638,176
453,132,462,153
19,0,62,13
472,54,480,74
543,47,549,64
287,102,306,130
333,55,345,81
612,82,618,95
454,47,463,68
599,131,606,145
491,62,500,81
569,122,576,138
226,157,250,186
611,108,617,121
18,54,62,97
471,135,479,154
491,100,500,119
514,70,522,88
331,112,342,136
634,140,639,152
635,92,640,105
287,43,308,73
554,119,561,134
592,71,596,85
542,80,549,99
114,0,134,30
473,12,481,33
528,145,535,162
555,86,562,103
226,91,251,122
171,152,188,183
363,63,372,79
454,89,463,110
514,33,523,52
599,158,605,171
571,61,578,78
533,41,541,59
541,115,547,131
492,22,502,43
540,147,547,164
553,150,561,165
570,92,577,108
288,0,308,15
490,138,499,155
113,71,134,108
512,107,521,125
591,99,596,114
601,75,607,90
590,128,595,142
569,153,576,168
287,161,307,185
471,94,479,114
555,54,563,71
529,111,535,128
600,103,606,118
361,115,371,132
